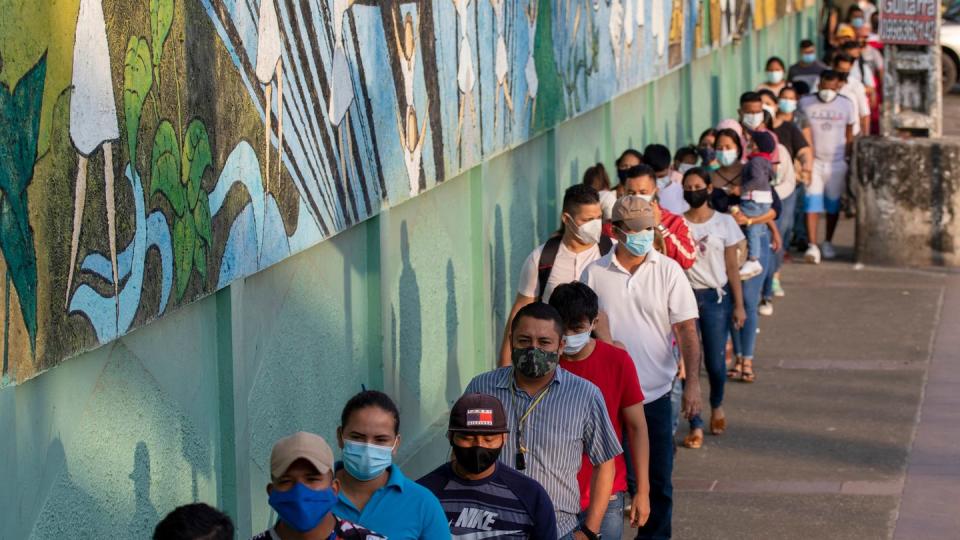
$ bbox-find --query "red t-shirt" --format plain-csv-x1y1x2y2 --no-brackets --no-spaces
559,339,645,509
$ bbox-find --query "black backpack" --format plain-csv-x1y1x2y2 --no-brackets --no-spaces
536,235,614,301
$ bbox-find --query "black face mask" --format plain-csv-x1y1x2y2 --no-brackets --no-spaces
684,188,710,208
452,444,503,474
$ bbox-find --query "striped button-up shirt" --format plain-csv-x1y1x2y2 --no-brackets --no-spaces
465,366,623,536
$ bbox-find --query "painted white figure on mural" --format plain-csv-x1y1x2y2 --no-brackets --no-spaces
609,0,624,73
256,0,283,195
66,0,120,316
393,10,418,106
397,105,428,197
454,0,477,147
653,0,666,56
330,0,357,221
524,0,538,116
490,0,513,128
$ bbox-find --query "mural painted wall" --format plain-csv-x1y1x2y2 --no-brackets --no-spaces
0,0,803,384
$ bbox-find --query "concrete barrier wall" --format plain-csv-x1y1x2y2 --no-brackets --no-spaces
0,8,817,539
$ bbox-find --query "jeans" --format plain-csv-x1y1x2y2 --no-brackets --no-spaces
577,491,625,540
732,227,770,360
764,189,797,298
624,393,673,540
740,200,772,260
689,287,732,430
792,183,808,247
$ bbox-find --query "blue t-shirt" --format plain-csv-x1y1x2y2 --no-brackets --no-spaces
333,465,449,540
417,462,558,540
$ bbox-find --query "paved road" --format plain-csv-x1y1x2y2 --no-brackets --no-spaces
620,218,960,539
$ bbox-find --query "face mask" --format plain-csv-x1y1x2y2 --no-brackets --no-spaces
622,229,655,257
567,215,602,244
268,483,338,533
452,444,503,474
616,168,630,182
742,112,764,129
342,440,394,481
634,193,655,203
717,149,739,167
678,163,695,175
762,104,777,117
512,347,560,378
766,70,784,84
818,89,838,102
778,98,797,113
656,175,672,189
683,188,710,208
801,52,817,64
563,330,592,355
851,17,864,28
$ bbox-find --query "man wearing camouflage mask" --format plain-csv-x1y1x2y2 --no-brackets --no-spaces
465,302,623,540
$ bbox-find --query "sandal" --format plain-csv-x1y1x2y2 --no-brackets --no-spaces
682,429,704,449
710,413,727,435
741,359,756,383
727,357,743,380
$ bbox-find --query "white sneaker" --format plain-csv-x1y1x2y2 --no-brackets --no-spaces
739,259,764,280
821,241,836,260
758,299,774,316
804,244,821,264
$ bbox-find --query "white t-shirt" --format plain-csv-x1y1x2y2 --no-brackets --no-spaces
772,142,797,200
839,78,870,135
517,241,604,302
598,189,617,220
849,58,876,89
800,94,856,163
659,178,689,214
580,249,699,401
685,211,745,291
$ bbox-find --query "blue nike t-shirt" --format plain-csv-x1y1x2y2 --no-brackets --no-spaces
417,462,557,540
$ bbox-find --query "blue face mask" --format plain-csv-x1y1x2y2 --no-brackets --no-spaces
778,98,797,113
851,17,864,29
268,482,338,533
717,149,739,167
342,440,394,481
622,229,655,257
801,52,817,64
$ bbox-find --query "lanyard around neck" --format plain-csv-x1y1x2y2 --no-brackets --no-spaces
510,372,553,449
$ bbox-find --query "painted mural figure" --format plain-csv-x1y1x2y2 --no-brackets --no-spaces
491,0,513,129
256,0,284,196
653,0,667,56
393,11,418,107
454,0,477,147
330,0,358,221
397,104,428,198
523,1,539,117
610,0,624,73
66,0,121,315
668,0,683,67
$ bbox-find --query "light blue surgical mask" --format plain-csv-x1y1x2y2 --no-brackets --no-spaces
563,330,592,355
622,229,655,257
717,149,739,167
342,440,394,481
778,98,797,113
851,17,864,29
801,52,817,64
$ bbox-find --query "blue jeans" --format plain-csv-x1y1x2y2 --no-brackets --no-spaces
792,183,808,247
732,227,770,360
577,491,625,540
625,393,673,540
740,200,772,260
764,189,798,298
689,287,732,430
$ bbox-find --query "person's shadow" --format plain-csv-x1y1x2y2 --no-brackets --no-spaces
128,441,158,539
397,222,423,431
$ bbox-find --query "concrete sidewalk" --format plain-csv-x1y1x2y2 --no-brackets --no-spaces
640,218,959,539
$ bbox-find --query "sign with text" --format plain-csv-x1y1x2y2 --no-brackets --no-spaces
879,0,939,45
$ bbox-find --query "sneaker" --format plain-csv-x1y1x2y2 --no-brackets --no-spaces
804,244,821,264
821,241,837,260
772,277,785,297
739,259,764,280
758,299,774,316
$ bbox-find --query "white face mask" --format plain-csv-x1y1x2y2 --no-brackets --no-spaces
762,104,777,117
766,70,785,84
656,175,672,189
677,163,695,175
635,193,655,203
818,89,838,102
569,216,602,244
742,112,764,129
563,330,592,355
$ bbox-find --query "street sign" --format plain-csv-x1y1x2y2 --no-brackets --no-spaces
879,0,939,45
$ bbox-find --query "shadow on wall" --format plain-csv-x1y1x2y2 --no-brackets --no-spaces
129,441,159,538
445,259,460,406
491,206,507,347
397,221,422,432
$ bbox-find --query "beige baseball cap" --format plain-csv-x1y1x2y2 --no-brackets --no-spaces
612,195,656,231
270,431,334,479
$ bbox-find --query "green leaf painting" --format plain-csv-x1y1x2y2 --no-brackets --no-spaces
173,212,196,300
123,36,153,163
194,191,212,247
0,55,46,354
150,0,174,69
150,120,185,217
182,119,211,209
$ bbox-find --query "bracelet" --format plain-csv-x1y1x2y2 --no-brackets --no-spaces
578,526,601,540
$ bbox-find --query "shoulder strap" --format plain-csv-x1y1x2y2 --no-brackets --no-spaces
536,237,563,302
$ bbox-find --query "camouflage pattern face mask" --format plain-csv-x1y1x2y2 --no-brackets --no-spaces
512,347,560,378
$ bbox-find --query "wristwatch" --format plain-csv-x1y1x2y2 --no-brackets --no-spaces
656,224,670,238
579,526,601,540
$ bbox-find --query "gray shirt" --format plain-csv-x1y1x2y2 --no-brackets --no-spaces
788,60,829,93
464,366,622,537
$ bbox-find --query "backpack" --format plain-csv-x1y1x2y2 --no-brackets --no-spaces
536,235,614,301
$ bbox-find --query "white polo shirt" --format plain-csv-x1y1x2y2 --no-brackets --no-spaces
517,241,604,302
580,249,699,402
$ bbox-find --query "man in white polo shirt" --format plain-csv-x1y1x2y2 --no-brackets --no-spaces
580,195,700,540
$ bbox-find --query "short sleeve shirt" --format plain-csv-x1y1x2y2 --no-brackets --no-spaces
800,94,856,163
580,249,699,401
685,211,745,291
787,60,828,91
772,143,797,200
417,462,558,540
560,340,644,509
517,241,604,302
250,516,386,540
772,120,809,161
464,367,622,537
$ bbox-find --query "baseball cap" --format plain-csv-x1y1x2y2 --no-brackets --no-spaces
836,24,856,40
612,195,656,231
270,431,335,479
748,130,777,154
449,393,509,434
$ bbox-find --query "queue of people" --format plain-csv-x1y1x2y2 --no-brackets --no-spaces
151,33,880,540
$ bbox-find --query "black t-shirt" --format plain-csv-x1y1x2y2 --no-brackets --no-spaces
251,516,385,540
417,462,558,540
773,121,809,161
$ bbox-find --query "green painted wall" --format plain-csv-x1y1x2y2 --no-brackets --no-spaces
0,10,815,538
